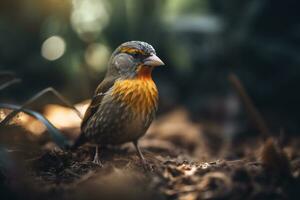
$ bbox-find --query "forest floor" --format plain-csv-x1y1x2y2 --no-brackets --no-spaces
1,106,300,200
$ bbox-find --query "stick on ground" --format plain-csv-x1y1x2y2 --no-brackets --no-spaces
0,87,83,127
228,73,270,139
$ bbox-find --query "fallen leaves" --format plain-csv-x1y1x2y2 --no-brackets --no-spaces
147,108,205,156
1,103,300,200
161,161,233,199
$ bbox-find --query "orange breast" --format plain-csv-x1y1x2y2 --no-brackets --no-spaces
111,77,158,117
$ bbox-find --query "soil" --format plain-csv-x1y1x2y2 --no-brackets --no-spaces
1,109,300,200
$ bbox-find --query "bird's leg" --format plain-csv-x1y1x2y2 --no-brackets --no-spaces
133,140,150,170
92,145,102,166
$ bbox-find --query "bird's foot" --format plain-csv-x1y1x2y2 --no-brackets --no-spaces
133,141,153,171
92,156,103,166
140,158,153,171
92,146,103,167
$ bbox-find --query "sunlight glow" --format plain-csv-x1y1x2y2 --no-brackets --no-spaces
41,36,66,61
85,43,111,72
71,0,109,41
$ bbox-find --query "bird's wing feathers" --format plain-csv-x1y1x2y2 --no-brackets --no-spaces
73,77,115,148
81,77,116,130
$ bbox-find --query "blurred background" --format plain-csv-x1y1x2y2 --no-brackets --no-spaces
0,0,299,139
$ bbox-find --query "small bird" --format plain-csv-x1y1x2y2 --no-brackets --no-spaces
74,41,164,167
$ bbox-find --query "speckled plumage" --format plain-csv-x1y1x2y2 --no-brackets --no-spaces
83,78,158,145
74,41,164,166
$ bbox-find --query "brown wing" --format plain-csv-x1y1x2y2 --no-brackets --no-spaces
81,77,116,130
73,78,114,149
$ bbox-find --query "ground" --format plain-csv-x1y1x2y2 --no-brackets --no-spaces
0,107,300,200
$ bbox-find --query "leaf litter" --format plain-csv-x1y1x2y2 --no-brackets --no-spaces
0,104,300,200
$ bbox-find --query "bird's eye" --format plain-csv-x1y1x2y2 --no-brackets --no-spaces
132,52,139,57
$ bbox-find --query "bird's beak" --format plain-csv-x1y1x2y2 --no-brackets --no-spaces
143,54,165,67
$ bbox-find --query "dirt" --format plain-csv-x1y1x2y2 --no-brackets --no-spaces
1,109,300,200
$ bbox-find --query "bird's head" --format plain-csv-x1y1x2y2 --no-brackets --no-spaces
106,41,164,79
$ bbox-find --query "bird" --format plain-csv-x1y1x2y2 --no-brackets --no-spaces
73,41,165,167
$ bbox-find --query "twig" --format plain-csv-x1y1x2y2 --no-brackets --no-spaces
0,87,83,127
0,103,70,149
0,71,16,78
228,73,270,139
0,78,21,91
65,169,81,178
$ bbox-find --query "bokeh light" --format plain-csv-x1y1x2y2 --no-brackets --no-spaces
41,35,66,61
71,0,109,42
85,43,111,72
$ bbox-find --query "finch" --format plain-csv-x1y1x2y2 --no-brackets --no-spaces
74,41,165,167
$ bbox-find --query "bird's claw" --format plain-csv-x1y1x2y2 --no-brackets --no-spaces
92,157,103,167
140,159,153,171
